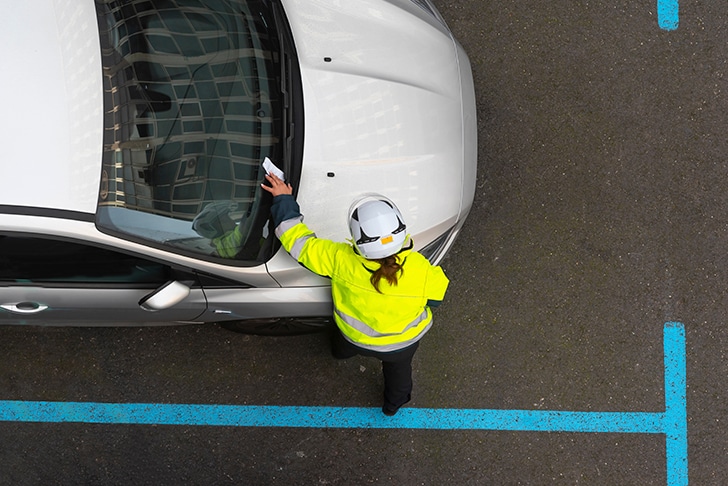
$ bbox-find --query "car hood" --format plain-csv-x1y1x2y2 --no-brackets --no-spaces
283,0,472,247
0,0,103,214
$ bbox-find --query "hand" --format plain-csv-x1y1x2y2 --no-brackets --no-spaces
261,173,293,197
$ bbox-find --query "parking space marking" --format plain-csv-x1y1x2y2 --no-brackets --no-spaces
0,323,687,485
658,0,679,30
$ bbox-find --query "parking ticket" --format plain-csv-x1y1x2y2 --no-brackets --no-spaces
263,157,285,181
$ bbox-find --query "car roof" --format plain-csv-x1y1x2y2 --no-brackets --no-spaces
0,0,103,215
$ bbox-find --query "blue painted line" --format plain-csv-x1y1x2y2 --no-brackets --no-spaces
658,0,679,30
0,323,687,485
663,322,688,486
0,401,666,431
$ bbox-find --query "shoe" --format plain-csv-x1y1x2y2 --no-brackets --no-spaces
382,395,411,416
382,406,399,416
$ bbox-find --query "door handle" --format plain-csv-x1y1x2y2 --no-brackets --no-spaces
1,302,49,314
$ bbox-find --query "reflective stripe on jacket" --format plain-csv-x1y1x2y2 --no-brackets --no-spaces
272,195,449,352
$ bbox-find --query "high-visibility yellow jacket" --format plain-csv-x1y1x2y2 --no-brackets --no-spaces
272,195,449,352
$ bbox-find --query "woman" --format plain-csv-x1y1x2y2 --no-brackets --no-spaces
262,174,449,416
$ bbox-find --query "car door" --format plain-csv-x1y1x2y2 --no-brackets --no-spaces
0,234,206,325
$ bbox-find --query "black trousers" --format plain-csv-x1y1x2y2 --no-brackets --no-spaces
331,329,420,411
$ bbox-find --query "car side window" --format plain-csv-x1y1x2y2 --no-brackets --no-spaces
0,235,171,284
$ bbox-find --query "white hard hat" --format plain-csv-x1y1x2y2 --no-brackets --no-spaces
348,194,407,259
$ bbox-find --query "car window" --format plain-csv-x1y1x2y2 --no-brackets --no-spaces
94,0,301,266
0,235,171,285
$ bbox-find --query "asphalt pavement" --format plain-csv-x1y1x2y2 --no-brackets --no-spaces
1,0,726,484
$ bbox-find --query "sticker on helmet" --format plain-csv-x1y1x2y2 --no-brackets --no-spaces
381,235,394,244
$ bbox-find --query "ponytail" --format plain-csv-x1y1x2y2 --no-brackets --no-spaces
370,255,403,293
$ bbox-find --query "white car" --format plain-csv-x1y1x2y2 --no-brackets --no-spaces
0,0,476,333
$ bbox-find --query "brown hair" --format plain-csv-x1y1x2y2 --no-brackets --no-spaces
370,255,404,293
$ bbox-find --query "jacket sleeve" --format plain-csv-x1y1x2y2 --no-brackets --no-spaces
425,264,449,307
270,194,302,227
270,194,342,278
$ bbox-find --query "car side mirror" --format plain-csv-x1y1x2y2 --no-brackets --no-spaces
139,281,191,312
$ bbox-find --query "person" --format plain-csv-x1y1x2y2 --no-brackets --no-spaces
261,173,450,416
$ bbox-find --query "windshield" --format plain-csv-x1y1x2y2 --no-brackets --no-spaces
94,0,301,265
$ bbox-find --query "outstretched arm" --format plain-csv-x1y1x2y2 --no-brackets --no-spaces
262,174,339,277
261,173,299,228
